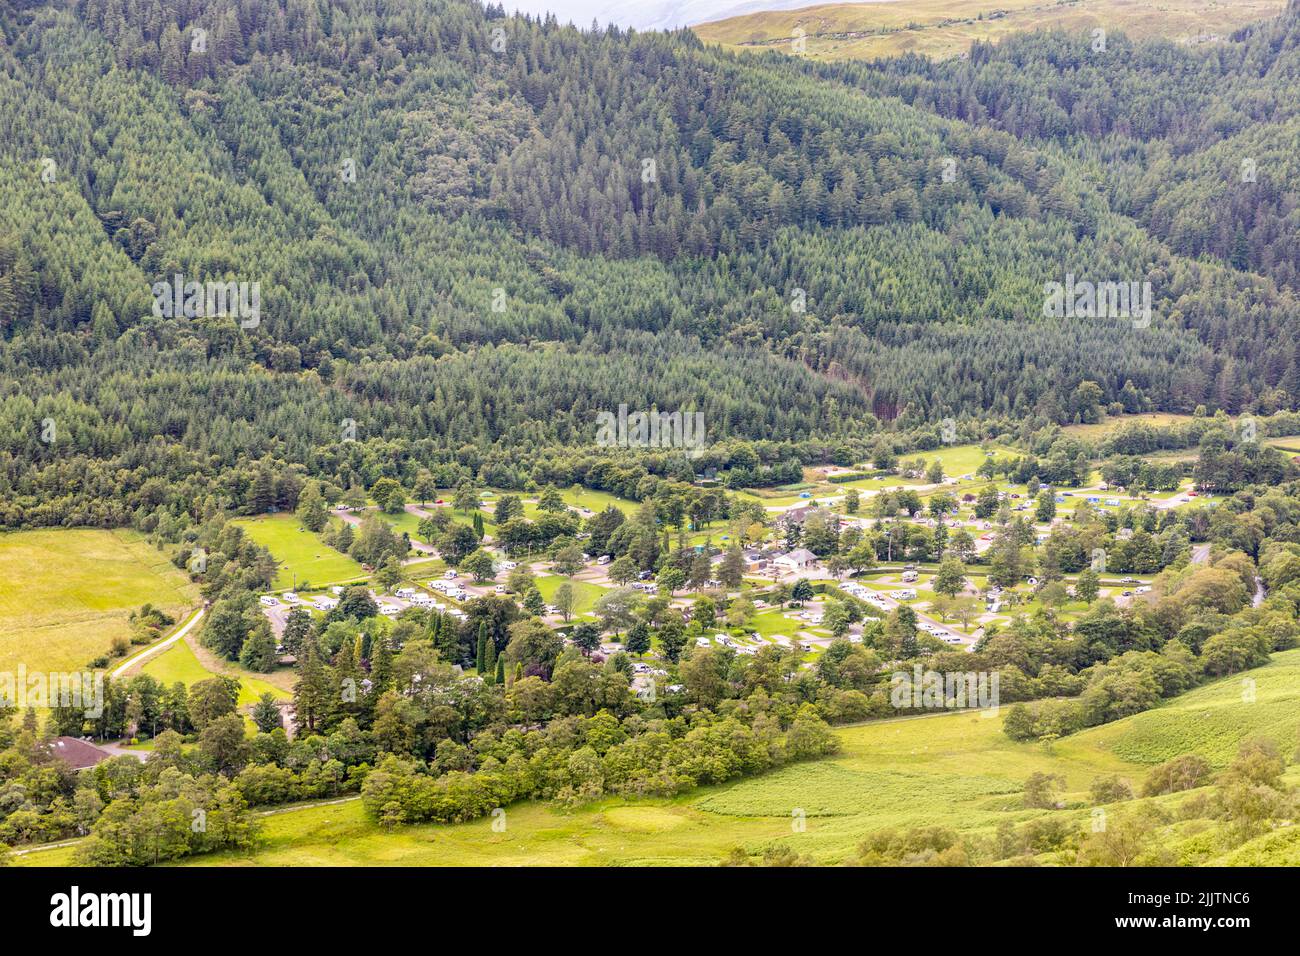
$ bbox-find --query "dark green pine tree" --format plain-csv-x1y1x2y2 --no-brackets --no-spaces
482,633,497,683
249,469,276,514
475,621,488,673
370,636,393,694
293,634,331,736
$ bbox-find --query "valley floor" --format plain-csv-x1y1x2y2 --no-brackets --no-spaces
22,649,1299,867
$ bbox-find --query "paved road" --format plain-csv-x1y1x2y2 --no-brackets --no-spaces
110,606,206,679
97,741,149,763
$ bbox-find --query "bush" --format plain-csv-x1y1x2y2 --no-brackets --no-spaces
1089,774,1134,805
1141,754,1213,796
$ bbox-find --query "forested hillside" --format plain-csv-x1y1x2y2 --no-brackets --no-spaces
1,0,1299,528
850,9,1300,305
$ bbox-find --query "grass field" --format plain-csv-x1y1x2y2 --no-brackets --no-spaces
17,649,1300,867
1061,412,1197,440
233,514,365,590
693,0,1284,62
141,637,291,707
1265,435,1300,455
521,487,638,520
533,574,606,616
371,509,427,540
0,528,199,674
741,442,1015,511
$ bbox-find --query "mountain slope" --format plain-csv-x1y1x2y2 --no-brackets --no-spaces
694,0,1286,61
1,0,1300,527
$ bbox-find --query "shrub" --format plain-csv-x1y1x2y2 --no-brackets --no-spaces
1141,754,1213,796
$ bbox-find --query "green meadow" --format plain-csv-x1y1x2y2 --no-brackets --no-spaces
533,574,605,616
196,649,1294,866
233,514,365,590
140,637,290,706
0,528,199,674
17,650,1300,867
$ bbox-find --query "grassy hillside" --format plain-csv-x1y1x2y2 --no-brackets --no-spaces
21,649,1282,867
694,0,1286,61
232,515,365,591
0,528,199,674
1080,653,1300,768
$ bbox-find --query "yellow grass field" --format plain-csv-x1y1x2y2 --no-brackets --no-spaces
694,0,1285,62
0,528,199,675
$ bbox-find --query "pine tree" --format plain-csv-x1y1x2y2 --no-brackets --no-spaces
370,636,393,694
476,622,488,673
294,634,331,735
296,481,328,532
482,629,497,680
333,638,363,724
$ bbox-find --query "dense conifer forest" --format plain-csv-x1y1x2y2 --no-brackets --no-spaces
2,0,1299,529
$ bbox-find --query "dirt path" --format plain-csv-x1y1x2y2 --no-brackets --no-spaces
110,606,206,679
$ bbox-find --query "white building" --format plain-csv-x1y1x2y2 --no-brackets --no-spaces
774,548,818,573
